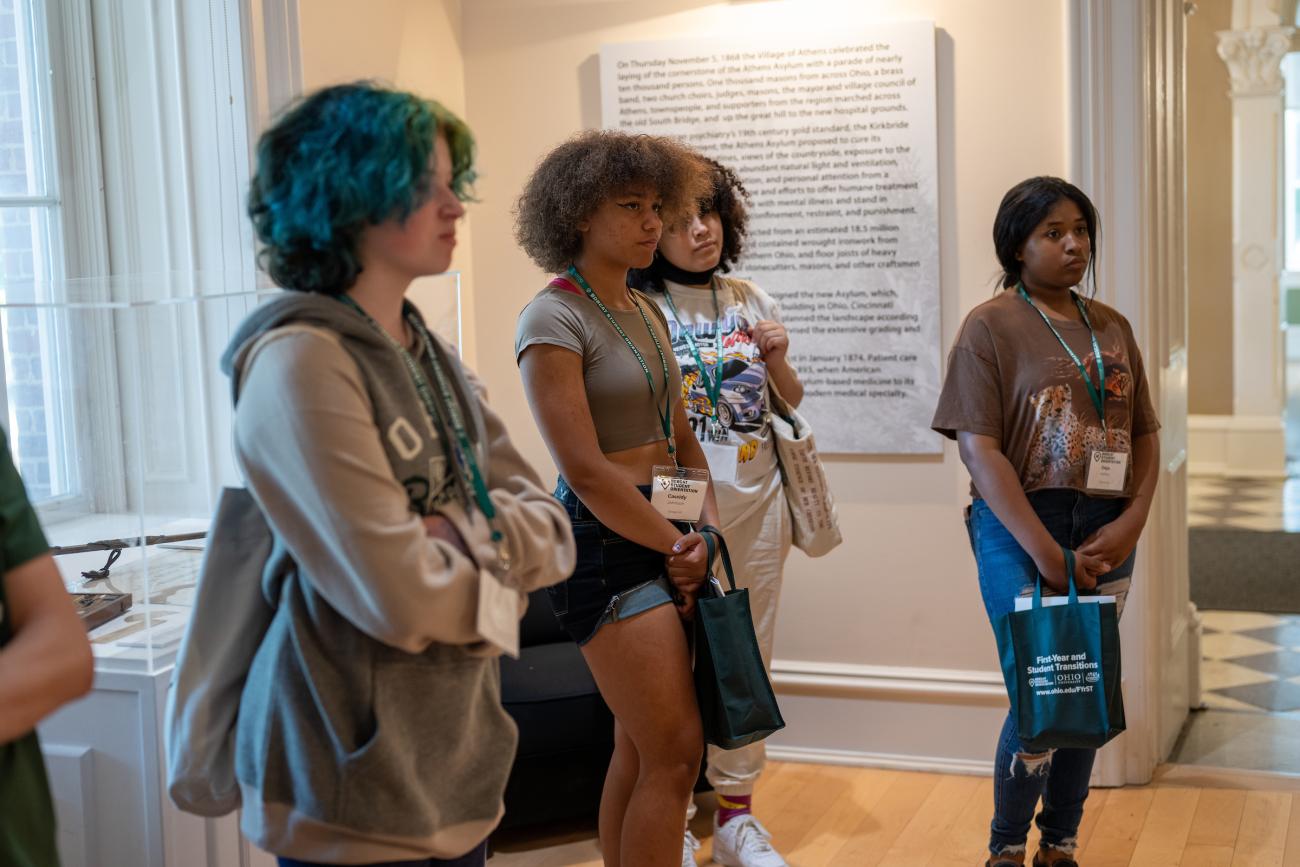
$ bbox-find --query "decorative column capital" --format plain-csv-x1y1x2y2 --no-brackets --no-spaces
1216,26,1295,97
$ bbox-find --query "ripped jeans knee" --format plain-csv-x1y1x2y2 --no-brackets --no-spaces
1012,748,1054,777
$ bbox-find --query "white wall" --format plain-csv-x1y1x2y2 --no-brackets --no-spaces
460,0,1074,769
296,0,483,363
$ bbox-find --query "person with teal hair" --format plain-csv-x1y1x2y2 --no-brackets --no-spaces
247,81,478,296
223,82,575,867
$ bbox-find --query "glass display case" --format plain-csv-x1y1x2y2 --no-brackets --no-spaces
2,270,462,676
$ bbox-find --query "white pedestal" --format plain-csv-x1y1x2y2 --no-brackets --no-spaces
32,512,274,867
37,664,275,867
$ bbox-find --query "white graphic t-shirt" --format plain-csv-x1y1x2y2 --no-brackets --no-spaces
654,276,792,524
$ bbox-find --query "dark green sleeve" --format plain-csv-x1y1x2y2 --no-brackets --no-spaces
0,430,49,571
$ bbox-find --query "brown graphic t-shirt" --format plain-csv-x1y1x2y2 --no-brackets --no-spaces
931,290,1160,498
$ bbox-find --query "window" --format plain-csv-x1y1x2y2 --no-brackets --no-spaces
0,0,257,528
0,0,74,505
1285,53,1300,275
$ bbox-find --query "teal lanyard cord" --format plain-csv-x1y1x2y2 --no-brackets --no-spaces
337,295,508,568
661,281,723,418
1017,284,1108,435
567,265,675,457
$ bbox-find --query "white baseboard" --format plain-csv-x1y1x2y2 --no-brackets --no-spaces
763,661,1151,784
765,659,1009,773
1187,414,1288,478
770,659,1005,701
765,743,994,776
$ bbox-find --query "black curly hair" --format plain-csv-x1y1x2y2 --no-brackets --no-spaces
514,130,709,274
628,157,750,292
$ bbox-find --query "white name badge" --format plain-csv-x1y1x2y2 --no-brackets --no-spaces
650,464,709,522
476,568,520,658
701,441,739,486
1085,449,1129,494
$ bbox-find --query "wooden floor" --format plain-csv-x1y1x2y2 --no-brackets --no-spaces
489,760,1300,866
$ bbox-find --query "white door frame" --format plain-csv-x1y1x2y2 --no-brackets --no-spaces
239,0,302,138
1069,0,1192,785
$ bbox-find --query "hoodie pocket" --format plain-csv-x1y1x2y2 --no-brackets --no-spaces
336,648,518,838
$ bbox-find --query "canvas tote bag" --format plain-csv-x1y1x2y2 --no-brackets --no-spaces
766,381,842,558
164,486,276,816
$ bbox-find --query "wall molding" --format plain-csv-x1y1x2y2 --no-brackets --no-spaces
771,659,1006,703
765,661,1008,778
765,744,994,778
767,662,1138,790
1188,413,1289,477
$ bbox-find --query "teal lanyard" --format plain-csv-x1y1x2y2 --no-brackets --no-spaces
661,282,723,416
337,296,508,569
1017,284,1108,435
567,265,675,457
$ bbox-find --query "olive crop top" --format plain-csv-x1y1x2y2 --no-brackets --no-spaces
515,281,683,454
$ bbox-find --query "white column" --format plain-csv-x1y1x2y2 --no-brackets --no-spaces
1214,25,1293,476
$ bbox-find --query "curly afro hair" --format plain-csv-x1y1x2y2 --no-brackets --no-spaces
514,130,710,274
629,156,750,291
248,81,476,295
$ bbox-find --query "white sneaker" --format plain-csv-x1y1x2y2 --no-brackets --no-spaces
710,814,789,867
682,829,702,866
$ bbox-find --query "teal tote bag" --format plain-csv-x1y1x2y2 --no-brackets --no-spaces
693,526,786,750
993,548,1126,752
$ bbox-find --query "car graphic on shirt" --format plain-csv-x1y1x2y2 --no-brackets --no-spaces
683,359,767,434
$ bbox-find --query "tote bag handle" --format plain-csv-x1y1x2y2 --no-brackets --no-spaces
1033,547,1079,609
698,524,736,596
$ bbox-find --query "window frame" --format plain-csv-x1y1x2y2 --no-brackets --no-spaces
1284,53,1300,296
0,0,118,521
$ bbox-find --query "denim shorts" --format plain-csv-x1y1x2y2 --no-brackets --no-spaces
547,477,685,645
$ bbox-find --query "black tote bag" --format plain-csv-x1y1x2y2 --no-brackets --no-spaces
693,526,786,750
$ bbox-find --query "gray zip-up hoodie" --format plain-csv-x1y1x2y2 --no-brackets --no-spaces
221,293,574,862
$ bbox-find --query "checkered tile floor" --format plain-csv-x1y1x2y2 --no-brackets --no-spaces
1188,476,1300,533
1201,610,1300,714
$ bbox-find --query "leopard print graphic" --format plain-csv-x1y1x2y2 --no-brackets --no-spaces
1023,357,1134,490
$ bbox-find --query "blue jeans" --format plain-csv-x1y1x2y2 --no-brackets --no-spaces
276,840,486,867
965,490,1135,857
